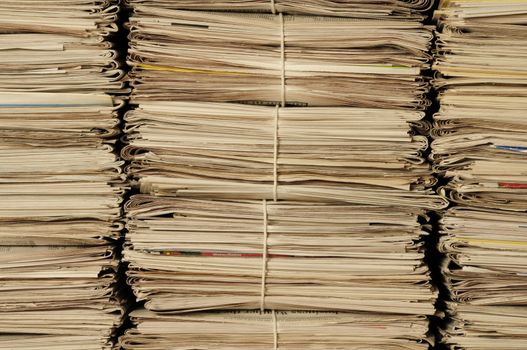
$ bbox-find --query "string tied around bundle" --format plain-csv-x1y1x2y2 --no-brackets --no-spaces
278,13,286,107
260,199,270,312
272,105,280,202
272,310,278,349
262,107,279,313
269,3,286,106
270,0,277,14
261,202,279,349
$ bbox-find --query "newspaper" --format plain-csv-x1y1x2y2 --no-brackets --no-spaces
119,309,432,350
127,8,433,108
123,196,437,314
123,102,447,209
125,0,434,19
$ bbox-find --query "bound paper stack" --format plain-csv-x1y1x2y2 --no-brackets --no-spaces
432,1,527,348
120,310,431,350
123,196,437,314
121,1,441,349
125,0,434,19
0,1,125,349
127,7,433,108
122,102,446,209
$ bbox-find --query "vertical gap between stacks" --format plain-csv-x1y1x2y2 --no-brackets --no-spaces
422,2,449,349
112,2,138,346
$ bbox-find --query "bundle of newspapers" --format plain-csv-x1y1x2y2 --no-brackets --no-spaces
125,0,434,19
0,1,125,349
120,310,432,350
432,1,527,349
127,6,433,108
122,102,446,209
124,195,437,314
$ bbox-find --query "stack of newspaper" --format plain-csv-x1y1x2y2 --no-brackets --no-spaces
123,196,437,314
0,1,125,94
120,310,431,350
125,0,434,20
127,7,434,108
432,1,527,348
438,208,527,350
122,102,446,208
121,1,441,349
0,1,125,349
